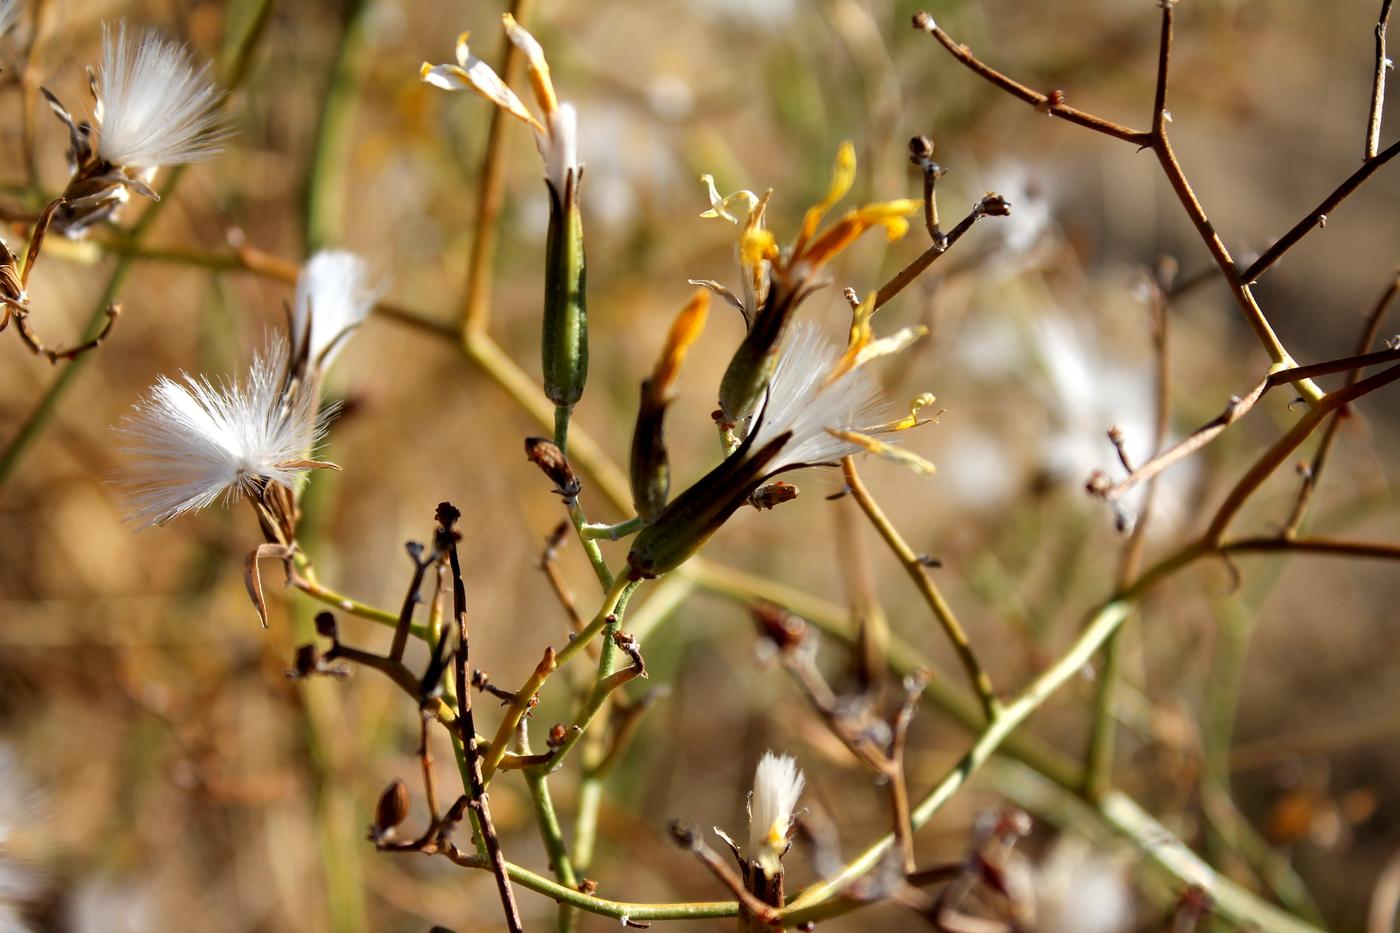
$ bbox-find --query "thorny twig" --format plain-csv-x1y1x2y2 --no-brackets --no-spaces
1283,271,1400,536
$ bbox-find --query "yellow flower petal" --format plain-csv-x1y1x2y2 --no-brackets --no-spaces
652,289,710,396
740,227,778,270
867,392,941,432
802,198,920,267
827,428,937,474
502,13,558,117
795,141,856,253
855,325,927,369
423,43,542,132
698,174,759,225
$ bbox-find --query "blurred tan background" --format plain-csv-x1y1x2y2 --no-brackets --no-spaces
0,0,1398,930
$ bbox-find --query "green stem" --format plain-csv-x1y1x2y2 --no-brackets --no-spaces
1084,621,1126,801
303,0,372,252
292,557,429,640
545,580,640,773
785,599,1135,912
567,498,614,591
581,516,644,541
524,766,580,930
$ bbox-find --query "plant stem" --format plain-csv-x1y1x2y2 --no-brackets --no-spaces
841,457,999,719
303,0,372,253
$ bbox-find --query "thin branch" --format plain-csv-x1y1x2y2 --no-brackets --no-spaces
1206,360,1400,542
482,648,556,781
1368,0,1396,160
1090,345,1400,506
1242,138,1400,283
872,193,1008,312
912,13,1150,145
841,457,1000,719
461,0,533,339
441,504,523,932
1284,272,1400,535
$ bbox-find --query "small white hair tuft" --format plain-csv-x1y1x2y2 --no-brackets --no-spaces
293,250,383,370
748,751,805,864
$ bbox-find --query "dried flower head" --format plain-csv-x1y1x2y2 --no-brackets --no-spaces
116,337,333,527
45,22,227,238
749,751,804,872
292,250,381,372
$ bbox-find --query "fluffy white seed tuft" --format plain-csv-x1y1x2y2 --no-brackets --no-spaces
95,22,227,169
748,752,805,866
293,250,382,369
750,323,890,472
116,338,325,526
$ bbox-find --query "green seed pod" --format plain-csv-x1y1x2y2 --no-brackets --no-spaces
542,172,588,408
630,380,669,524
717,279,804,426
627,431,790,579
629,290,709,524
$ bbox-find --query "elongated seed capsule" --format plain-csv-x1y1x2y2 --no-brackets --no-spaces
717,279,803,426
542,170,588,408
627,431,790,578
630,291,710,522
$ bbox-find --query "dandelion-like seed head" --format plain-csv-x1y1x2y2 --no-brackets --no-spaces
116,338,328,527
95,22,227,169
748,751,804,869
293,250,382,370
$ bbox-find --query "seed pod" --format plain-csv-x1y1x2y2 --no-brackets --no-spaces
629,290,709,523
374,778,411,836
630,381,669,523
542,170,588,408
627,431,791,578
716,281,803,426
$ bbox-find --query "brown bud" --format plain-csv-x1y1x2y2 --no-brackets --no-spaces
751,603,807,651
547,724,568,747
668,819,700,850
979,193,1012,217
907,134,934,163
292,644,319,678
525,436,581,497
314,611,338,641
911,11,935,31
374,778,411,836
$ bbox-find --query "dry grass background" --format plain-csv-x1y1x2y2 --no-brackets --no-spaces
0,0,1398,930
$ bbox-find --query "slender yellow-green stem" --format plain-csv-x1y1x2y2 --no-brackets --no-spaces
303,0,372,252
841,458,1000,719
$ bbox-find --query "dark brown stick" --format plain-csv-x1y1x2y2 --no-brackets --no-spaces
1284,273,1400,535
440,504,524,933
